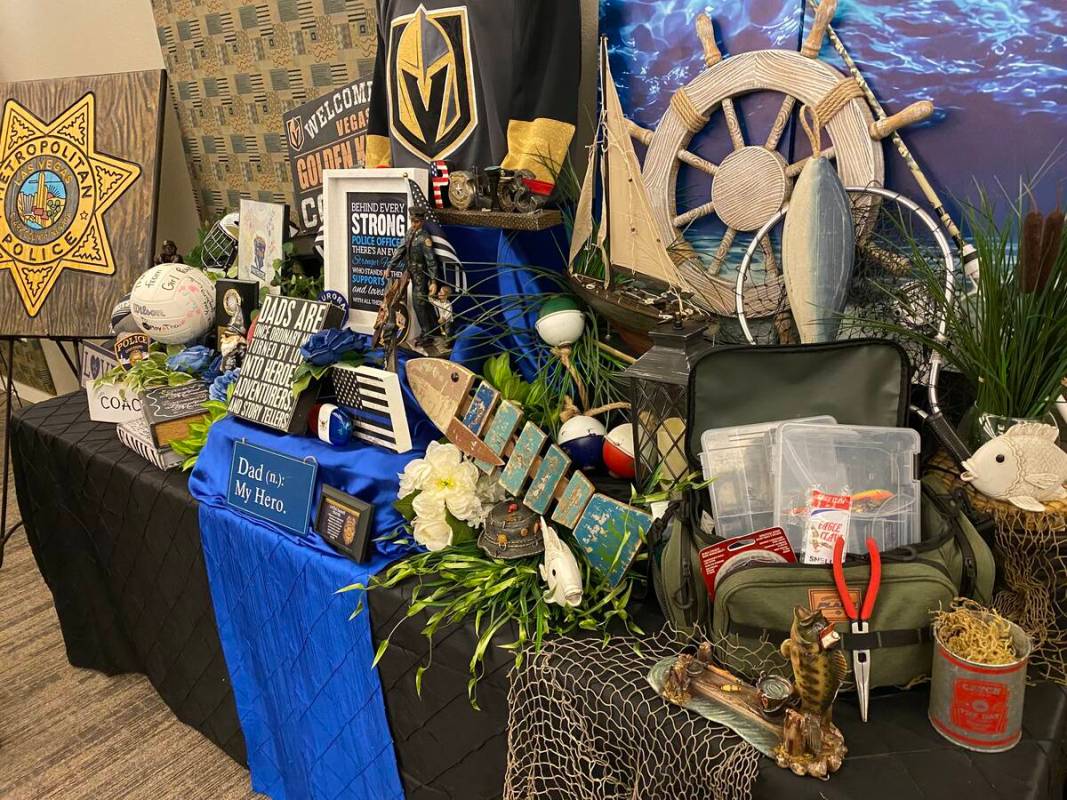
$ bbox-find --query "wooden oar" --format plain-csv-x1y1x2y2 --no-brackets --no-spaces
807,0,980,288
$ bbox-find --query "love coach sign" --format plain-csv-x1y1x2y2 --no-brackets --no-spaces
227,440,318,536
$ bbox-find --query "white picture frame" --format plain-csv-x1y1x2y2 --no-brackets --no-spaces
237,199,290,293
322,167,428,334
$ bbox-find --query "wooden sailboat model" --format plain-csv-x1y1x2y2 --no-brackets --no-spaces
567,39,705,335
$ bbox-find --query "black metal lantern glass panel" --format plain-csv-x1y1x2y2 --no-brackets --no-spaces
623,321,713,488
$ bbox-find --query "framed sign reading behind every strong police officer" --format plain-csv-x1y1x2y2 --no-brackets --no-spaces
322,167,427,334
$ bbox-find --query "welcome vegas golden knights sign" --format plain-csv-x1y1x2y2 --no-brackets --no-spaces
0,71,164,337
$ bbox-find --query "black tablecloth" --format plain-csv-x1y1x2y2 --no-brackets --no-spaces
12,393,1067,800
11,393,511,800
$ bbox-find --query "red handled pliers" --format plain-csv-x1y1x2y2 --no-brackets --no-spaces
832,536,882,722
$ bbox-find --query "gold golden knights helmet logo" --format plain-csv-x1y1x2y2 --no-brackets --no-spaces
286,116,304,151
388,4,477,162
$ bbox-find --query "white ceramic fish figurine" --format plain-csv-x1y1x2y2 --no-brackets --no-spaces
539,518,583,607
960,422,1067,512
782,154,856,343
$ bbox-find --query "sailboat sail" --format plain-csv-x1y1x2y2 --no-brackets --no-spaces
600,48,688,290
569,42,688,293
568,123,600,267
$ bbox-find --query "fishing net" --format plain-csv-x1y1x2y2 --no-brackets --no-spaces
981,497,1067,682
928,457,1067,683
503,625,766,800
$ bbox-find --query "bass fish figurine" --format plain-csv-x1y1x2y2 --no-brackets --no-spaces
776,607,847,779
539,518,583,608
782,112,856,343
961,422,1067,512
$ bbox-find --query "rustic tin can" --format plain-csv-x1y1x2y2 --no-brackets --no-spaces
929,618,1032,752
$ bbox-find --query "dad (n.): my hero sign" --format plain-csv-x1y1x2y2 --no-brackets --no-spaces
227,440,318,536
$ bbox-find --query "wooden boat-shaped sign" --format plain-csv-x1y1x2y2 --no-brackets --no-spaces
408,357,653,585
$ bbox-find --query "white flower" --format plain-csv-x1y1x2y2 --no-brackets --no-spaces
419,443,479,503
425,440,462,471
413,515,453,551
398,457,433,498
402,441,492,548
412,490,446,521
444,491,484,524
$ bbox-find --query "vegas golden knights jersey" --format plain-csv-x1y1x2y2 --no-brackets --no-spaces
367,0,580,193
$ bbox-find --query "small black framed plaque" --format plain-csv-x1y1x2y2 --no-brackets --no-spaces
314,484,373,563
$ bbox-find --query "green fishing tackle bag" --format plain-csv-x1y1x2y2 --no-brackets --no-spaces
651,339,996,689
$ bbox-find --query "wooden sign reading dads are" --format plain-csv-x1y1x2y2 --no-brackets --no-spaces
230,294,344,434
0,70,165,337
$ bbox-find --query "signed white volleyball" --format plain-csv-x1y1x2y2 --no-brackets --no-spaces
129,263,215,344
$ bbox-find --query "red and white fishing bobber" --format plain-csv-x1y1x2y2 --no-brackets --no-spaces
558,415,605,471
603,423,636,479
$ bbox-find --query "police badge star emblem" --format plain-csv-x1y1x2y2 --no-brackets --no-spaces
0,94,140,316
388,4,477,162
0,70,163,337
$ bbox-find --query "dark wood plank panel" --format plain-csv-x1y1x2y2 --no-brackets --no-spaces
0,70,165,338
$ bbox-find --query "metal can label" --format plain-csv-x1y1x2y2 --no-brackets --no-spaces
951,678,1009,735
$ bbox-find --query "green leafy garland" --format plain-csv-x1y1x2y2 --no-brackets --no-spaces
94,346,196,397
338,539,644,707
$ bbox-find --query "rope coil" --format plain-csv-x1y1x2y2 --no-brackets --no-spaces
800,78,865,158
815,78,864,125
671,88,709,134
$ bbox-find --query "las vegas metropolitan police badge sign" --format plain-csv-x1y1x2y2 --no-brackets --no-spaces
0,92,141,317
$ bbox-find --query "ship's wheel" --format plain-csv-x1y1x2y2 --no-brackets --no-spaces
634,3,891,319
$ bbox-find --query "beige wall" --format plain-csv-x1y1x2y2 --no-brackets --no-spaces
0,0,201,256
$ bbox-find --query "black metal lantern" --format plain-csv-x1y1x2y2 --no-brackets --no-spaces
623,320,714,489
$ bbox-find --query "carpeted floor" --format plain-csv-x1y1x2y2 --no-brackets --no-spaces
0,502,263,799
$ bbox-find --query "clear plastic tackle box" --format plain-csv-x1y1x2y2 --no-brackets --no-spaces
699,416,836,540
775,422,922,554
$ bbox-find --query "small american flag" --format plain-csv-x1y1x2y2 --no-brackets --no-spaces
408,179,466,291
430,160,451,208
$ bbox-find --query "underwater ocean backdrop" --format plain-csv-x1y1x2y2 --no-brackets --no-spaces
599,0,1067,222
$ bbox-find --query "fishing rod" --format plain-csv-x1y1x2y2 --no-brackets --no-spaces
807,0,980,287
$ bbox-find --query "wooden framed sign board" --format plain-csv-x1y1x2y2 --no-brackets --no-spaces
229,294,344,434
322,167,427,334
0,70,165,337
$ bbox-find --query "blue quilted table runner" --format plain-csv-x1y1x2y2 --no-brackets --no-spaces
188,227,563,799
190,404,440,799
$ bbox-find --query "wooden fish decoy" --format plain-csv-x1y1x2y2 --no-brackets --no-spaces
406,358,504,466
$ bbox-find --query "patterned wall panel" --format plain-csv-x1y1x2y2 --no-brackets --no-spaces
153,0,377,223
